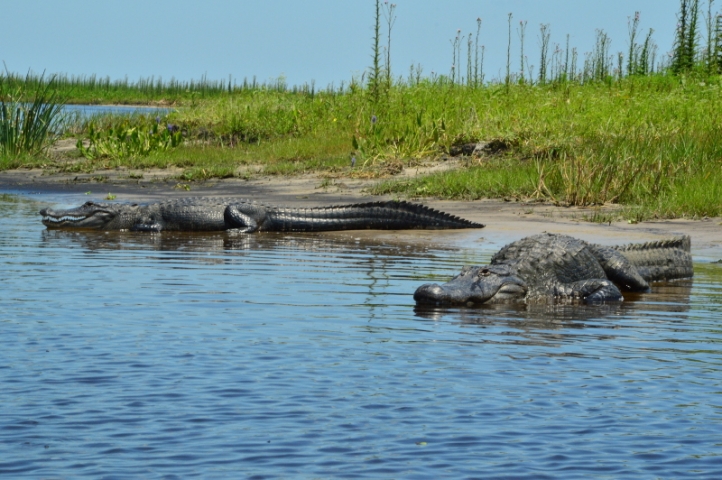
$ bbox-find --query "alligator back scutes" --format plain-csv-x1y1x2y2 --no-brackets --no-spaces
272,200,483,227
612,235,691,252
262,200,484,231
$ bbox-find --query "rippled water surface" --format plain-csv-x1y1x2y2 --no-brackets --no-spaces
2,193,722,478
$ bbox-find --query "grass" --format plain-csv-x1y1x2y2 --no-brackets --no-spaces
1,73,66,159
8,74,722,221
372,158,540,200
368,76,722,219
0,71,314,105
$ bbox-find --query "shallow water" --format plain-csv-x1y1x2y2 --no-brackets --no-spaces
2,193,722,479
62,104,171,118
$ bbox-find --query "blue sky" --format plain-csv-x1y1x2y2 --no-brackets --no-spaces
2,1,687,87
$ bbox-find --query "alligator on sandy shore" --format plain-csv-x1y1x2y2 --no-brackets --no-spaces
40,197,484,233
414,233,693,305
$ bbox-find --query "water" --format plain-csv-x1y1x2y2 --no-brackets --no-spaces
62,104,171,119
2,193,722,479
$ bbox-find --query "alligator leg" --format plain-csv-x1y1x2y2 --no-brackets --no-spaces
131,223,164,232
556,279,624,303
224,205,260,233
587,245,650,291
130,214,164,232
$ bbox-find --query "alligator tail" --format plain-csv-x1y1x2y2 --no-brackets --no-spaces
613,235,691,253
613,235,693,282
265,201,484,232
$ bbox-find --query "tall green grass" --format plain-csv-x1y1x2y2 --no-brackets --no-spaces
0,73,65,163
363,75,722,216
2,71,334,106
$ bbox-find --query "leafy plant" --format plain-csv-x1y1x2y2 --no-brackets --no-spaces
77,117,182,159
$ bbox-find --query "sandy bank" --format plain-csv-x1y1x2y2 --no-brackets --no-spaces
2,168,721,259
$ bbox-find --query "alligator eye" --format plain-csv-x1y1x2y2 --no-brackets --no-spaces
480,268,491,276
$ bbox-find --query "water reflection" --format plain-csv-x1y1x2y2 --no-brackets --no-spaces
39,228,444,257
411,273,699,353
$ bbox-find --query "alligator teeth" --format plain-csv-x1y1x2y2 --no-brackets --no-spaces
43,215,86,223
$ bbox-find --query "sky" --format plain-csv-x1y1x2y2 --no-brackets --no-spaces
1,1,688,88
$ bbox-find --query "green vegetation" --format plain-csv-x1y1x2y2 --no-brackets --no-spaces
370,76,722,219
0,71,308,106
77,117,182,160
1,0,722,221
0,73,65,167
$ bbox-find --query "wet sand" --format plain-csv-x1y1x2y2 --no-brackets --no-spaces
3,168,721,259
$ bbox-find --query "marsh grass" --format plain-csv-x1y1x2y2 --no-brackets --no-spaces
372,158,539,199
364,75,722,218
0,72,66,159
4,71,323,106
36,75,722,219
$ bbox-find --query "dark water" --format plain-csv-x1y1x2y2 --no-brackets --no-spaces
2,193,722,479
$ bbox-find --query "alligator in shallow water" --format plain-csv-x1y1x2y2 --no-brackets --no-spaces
40,197,484,233
414,233,693,305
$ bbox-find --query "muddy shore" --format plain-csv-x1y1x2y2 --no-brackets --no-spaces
3,167,721,259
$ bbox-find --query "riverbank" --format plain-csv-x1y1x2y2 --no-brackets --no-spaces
4,77,722,222
3,168,721,260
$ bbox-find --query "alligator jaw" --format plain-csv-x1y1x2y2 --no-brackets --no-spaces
413,281,527,305
40,206,116,229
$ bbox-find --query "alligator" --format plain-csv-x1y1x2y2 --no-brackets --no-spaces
40,197,484,233
414,233,693,305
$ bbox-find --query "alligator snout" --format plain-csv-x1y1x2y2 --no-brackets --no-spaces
414,266,528,305
413,283,446,304
413,282,478,305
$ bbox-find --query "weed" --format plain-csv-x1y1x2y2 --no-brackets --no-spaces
179,166,235,181
77,117,182,160
581,210,619,224
317,177,332,190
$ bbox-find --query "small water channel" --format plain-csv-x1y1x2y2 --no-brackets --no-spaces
2,192,722,478
62,104,172,119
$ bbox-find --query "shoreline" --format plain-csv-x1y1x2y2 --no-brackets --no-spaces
3,168,721,259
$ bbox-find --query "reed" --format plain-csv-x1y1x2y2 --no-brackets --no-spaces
0,72,65,159
1,71,331,106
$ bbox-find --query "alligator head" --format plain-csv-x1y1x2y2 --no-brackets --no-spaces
40,201,121,229
414,264,527,305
